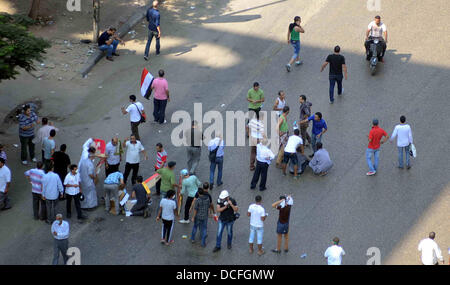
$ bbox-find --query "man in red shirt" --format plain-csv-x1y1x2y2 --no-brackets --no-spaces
366,119,389,176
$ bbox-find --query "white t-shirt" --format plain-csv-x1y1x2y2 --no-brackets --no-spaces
160,198,177,221
391,124,413,147
126,102,144,123
368,21,387,38
418,238,444,265
0,165,11,193
125,141,145,164
324,245,345,265
248,119,264,139
64,173,81,196
248,203,266,228
284,135,303,153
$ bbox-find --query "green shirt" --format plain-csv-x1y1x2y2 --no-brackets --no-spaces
247,88,264,110
157,167,175,192
181,175,201,197
280,114,288,132
290,23,300,41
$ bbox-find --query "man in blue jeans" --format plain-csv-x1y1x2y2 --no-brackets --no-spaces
98,27,124,62
366,119,389,176
208,135,224,190
190,188,210,247
144,1,161,60
300,112,327,156
320,46,348,104
213,190,238,252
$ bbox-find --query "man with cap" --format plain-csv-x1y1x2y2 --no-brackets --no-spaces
324,237,345,265
366,119,389,176
179,169,201,224
213,190,239,252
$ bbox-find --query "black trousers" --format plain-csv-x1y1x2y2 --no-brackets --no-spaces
365,39,386,58
130,121,141,141
20,135,35,162
184,196,194,221
32,192,47,220
105,163,120,177
124,162,139,185
66,193,82,218
131,203,147,216
162,219,173,242
251,161,269,190
153,98,168,124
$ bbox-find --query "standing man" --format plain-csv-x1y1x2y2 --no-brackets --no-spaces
300,112,327,155
275,106,289,168
18,104,39,165
79,147,98,210
213,190,238,252
281,129,304,179
324,237,346,265
190,188,210,247
157,161,178,198
299,95,312,147
184,120,203,175
156,190,178,246
144,0,161,60
25,161,46,220
123,135,148,186
151,69,170,124
51,214,69,265
42,162,64,223
248,112,265,171
64,165,86,220
251,138,275,191
286,16,305,72
121,95,145,141
320,46,348,104
53,144,71,187
246,82,264,136
130,176,150,218
208,133,224,190
98,27,124,62
272,90,286,117
179,169,202,224
418,232,445,265
366,119,389,176
105,137,121,177
154,143,167,195
0,158,12,211
42,129,56,169
248,195,267,256
33,117,58,160
390,115,413,169
271,195,293,254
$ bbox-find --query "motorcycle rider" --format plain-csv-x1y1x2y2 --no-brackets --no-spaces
364,15,388,62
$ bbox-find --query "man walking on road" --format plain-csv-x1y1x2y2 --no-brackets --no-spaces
25,161,46,220
366,119,389,176
418,232,445,265
299,95,312,147
248,195,267,256
390,115,413,169
271,195,293,253
151,69,170,124
51,214,69,265
320,46,348,104
184,120,203,175
144,1,161,60
121,95,146,141
324,237,346,265
0,158,12,211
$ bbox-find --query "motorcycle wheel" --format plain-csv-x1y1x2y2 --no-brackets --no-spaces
370,65,376,76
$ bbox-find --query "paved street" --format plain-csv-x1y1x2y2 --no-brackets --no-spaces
0,0,449,265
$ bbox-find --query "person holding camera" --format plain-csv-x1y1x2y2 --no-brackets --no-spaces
271,195,293,254
213,190,238,252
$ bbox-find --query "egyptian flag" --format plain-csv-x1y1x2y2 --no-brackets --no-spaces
140,68,154,100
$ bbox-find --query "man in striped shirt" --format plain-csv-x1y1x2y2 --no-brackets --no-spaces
154,143,167,195
18,104,40,165
25,161,47,220
248,112,265,171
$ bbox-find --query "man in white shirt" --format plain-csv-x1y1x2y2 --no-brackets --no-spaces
105,137,121,176
248,112,265,171
324,237,345,265
64,164,86,220
51,213,70,265
390,115,413,169
282,129,304,179
248,195,267,256
33,117,58,160
251,138,274,191
418,232,445,265
0,158,12,210
365,15,388,61
121,95,146,140
123,135,148,185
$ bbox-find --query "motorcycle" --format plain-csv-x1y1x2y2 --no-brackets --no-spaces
366,37,383,75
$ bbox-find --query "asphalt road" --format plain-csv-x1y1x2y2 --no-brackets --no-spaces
0,0,449,265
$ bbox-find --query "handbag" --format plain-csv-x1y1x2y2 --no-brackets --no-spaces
133,103,146,123
209,138,221,163
409,143,417,158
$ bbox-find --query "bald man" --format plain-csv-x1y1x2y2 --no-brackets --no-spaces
144,1,161,60
105,137,121,176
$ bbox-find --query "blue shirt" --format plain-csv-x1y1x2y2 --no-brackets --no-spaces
308,115,327,135
52,220,70,240
146,8,160,31
42,172,64,200
104,171,124,185
18,112,38,137
42,137,55,159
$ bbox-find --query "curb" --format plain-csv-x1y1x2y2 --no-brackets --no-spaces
80,5,148,77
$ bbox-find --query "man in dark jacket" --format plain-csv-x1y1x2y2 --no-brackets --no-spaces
144,1,161,60
299,95,312,147
53,144,71,186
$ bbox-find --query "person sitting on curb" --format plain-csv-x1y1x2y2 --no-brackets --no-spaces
308,142,333,176
98,27,125,62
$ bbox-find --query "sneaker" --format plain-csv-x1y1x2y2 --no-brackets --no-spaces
213,247,221,253
284,249,289,253
144,56,149,61
217,182,223,187
22,161,28,165
179,219,190,224
366,171,376,176
293,176,299,180
285,64,291,72
156,51,160,56
163,120,167,124
160,239,166,244
406,165,411,170
272,249,281,254
32,158,37,162
339,87,344,95
106,57,114,62
259,188,267,191
295,60,303,65
191,239,195,244
210,184,214,191
330,100,334,104
227,244,232,250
